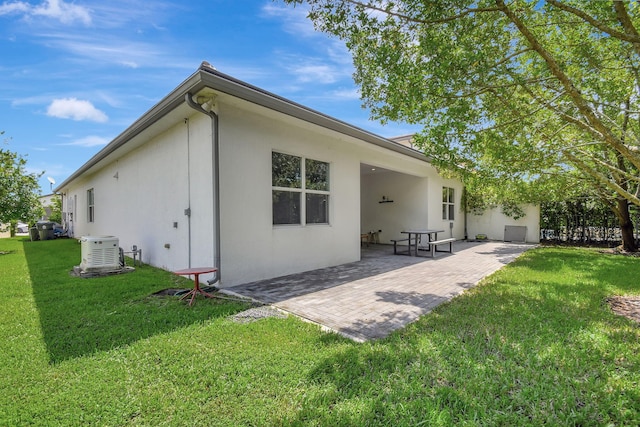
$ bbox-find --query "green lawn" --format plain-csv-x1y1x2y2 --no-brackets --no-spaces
1,238,639,426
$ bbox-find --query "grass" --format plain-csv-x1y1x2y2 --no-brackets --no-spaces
0,238,639,426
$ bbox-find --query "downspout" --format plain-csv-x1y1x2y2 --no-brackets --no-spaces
463,186,469,240
185,92,221,285
185,118,192,267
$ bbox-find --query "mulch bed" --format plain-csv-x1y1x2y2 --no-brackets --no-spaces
600,247,640,257
596,248,640,324
607,296,640,324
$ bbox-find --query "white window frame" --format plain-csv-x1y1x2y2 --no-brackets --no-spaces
87,188,95,223
272,152,330,226
442,186,455,221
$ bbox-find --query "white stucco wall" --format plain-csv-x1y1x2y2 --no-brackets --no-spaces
60,86,532,288
217,102,362,285
61,113,215,275
361,171,429,243
360,168,464,244
62,97,414,287
467,204,540,243
214,98,468,286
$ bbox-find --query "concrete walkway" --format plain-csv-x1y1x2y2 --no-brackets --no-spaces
227,241,533,341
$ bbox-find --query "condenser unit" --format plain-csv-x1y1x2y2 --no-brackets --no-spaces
80,236,120,271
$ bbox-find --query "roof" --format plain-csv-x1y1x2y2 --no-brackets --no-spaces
55,62,429,191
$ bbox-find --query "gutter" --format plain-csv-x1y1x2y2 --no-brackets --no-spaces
196,64,431,163
55,62,431,193
185,93,221,286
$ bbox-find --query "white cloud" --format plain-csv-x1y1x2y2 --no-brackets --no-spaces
262,3,354,88
46,98,108,122
331,88,361,100
33,0,91,25
261,3,317,38
0,1,30,15
325,43,353,66
0,0,92,25
261,2,350,57
120,60,139,69
94,91,122,109
292,64,340,84
36,32,189,70
84,1,174,30
63,135,110,147
277,52,352,85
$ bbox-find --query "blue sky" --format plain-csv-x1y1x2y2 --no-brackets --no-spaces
0,0,419,193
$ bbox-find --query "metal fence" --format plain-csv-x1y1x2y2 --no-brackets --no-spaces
540,199,640,245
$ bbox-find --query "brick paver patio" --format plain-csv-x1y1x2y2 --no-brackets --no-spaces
226,241,533,341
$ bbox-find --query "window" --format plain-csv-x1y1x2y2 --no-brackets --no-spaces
272,152,330,225
442,187,455,220
87,188,95,223
305,159,329,224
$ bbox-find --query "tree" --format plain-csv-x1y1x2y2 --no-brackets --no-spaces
0,134,43,226
48,195,62,224
285,0,640,250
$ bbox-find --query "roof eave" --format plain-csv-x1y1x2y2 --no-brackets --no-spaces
197,66,429,162
55,70,206,192
55,65,429,192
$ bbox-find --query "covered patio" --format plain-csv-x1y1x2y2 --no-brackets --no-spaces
227,241,534,341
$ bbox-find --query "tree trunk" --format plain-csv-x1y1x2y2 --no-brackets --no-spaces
613,99,637,252
614,197,638,252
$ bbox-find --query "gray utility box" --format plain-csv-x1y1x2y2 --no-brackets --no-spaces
504,225,527,243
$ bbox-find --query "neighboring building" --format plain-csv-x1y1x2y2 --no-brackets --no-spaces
388,134,417,150
55,62,538,287
39,193,58,221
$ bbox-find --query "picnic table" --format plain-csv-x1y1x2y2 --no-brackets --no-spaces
391,229,455,257
401,229,444,256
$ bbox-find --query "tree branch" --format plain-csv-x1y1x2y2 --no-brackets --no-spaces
570,147,640,184
509,78,607,142
613,0,640,57
547,0,640,45
490,47,533,69
496,0,640,172
437,76,555,100
564,150,640,207
343,0,501,25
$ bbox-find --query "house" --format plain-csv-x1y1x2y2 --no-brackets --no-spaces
38,193,59,221
55,62,539,287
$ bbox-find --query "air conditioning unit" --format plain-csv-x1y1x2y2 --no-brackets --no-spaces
80,236,120,271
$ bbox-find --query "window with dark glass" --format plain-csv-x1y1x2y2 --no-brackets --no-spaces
272,190,301,225
272,152,329,225
87,188,95,223
306,193,329,224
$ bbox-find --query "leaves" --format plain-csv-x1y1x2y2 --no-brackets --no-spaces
0,146,43,224
284,0,640,217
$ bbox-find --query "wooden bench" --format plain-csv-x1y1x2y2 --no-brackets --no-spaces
427,238,456,257
390,238,411,255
